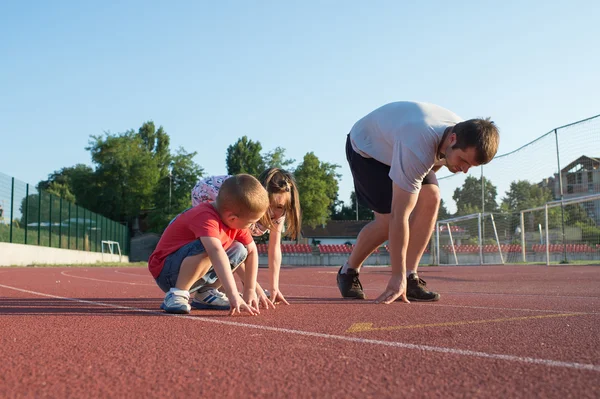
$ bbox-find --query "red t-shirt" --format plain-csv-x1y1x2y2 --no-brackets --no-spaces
148,202,253,279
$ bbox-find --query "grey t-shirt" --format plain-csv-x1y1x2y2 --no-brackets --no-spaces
349,101,463,193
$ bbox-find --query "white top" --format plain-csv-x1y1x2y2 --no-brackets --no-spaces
350,101,463,193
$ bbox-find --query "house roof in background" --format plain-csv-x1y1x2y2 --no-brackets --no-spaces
562,155,600,173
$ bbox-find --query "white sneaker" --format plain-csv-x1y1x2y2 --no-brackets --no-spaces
191,288,231,310
160,290,191,314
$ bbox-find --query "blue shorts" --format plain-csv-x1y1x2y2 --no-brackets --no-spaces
155,240,248,293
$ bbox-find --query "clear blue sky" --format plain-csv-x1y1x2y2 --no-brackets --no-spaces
1,1,599,214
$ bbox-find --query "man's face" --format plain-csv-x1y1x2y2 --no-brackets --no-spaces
445,144,480,174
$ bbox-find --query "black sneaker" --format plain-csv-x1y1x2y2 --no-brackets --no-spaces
406,274,440,302
337,267,366,299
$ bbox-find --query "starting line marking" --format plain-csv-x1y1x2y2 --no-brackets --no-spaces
0,283,599,373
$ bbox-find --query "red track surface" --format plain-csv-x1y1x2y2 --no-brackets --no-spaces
1,264,599,398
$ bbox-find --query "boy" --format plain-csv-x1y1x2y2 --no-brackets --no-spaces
338,101,500,304
148,174,271,315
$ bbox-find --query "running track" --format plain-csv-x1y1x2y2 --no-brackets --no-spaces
1,265,599,398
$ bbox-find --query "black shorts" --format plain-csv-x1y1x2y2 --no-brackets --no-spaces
346,134,438,214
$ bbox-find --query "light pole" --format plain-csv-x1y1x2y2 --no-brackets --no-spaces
168,169,172,212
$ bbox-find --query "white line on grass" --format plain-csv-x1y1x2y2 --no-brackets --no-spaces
0,283,598,373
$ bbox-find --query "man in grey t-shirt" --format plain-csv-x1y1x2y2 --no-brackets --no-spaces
338,101,500,303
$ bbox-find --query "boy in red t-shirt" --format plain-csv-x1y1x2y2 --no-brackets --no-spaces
148,174,271,315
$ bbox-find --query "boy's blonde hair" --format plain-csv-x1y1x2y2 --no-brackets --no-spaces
215,174,269,217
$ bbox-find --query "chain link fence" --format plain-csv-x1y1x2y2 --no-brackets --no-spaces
435,114,600,264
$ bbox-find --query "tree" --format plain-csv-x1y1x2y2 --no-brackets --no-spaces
501,180,552,211
453,176,498,216
262,146,295,170
146,147,204,233
87,131,160,223
500,180,558,232
19,191,63,226
138,122,171,176
438,199,451,220
37,164,95,204
226,136,265,176
331,191,374,220
294,152,340,228
31,121,203,234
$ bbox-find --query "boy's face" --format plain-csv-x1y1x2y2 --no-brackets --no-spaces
223,211,263,230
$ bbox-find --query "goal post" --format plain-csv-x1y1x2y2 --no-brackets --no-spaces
435,212,504,266
101,240,122,262
520,192,600,265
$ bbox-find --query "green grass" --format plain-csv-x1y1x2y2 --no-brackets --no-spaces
0,224,126,253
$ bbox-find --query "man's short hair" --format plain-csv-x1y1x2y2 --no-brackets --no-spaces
216,174,269,217
453,118,500,164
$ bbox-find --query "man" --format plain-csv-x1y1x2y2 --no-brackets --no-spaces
338,101,499,303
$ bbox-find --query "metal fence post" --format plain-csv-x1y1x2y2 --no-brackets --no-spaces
435,222,440,265
520,212,526,263
58,196,62,248
477,213,483,265
24,184,29,244
554,129,568,264
48,194,52,248
68,202,71,249
9,177,14,243
82,208,86,251
481,166,485,263
95,212,99,252
37,191,41,245
75,206,79,250
545,204,550,265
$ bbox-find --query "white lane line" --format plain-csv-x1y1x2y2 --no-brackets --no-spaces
39,272,600,315
0,283,598,373
60,271,155,286
114,270,148,277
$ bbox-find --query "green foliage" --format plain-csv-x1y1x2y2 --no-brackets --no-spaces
37,164,95,204
263,146,295,170
501,180,553,211
0,221,124,252
577,223,600,245
564,204,595,225
453,176,498,216
146,147,204,233
87,130,160,221
34,121,203,234
331,191,374,220
294,152,340,228
438,199,451,220
499,180,562,231
226,136,265,176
